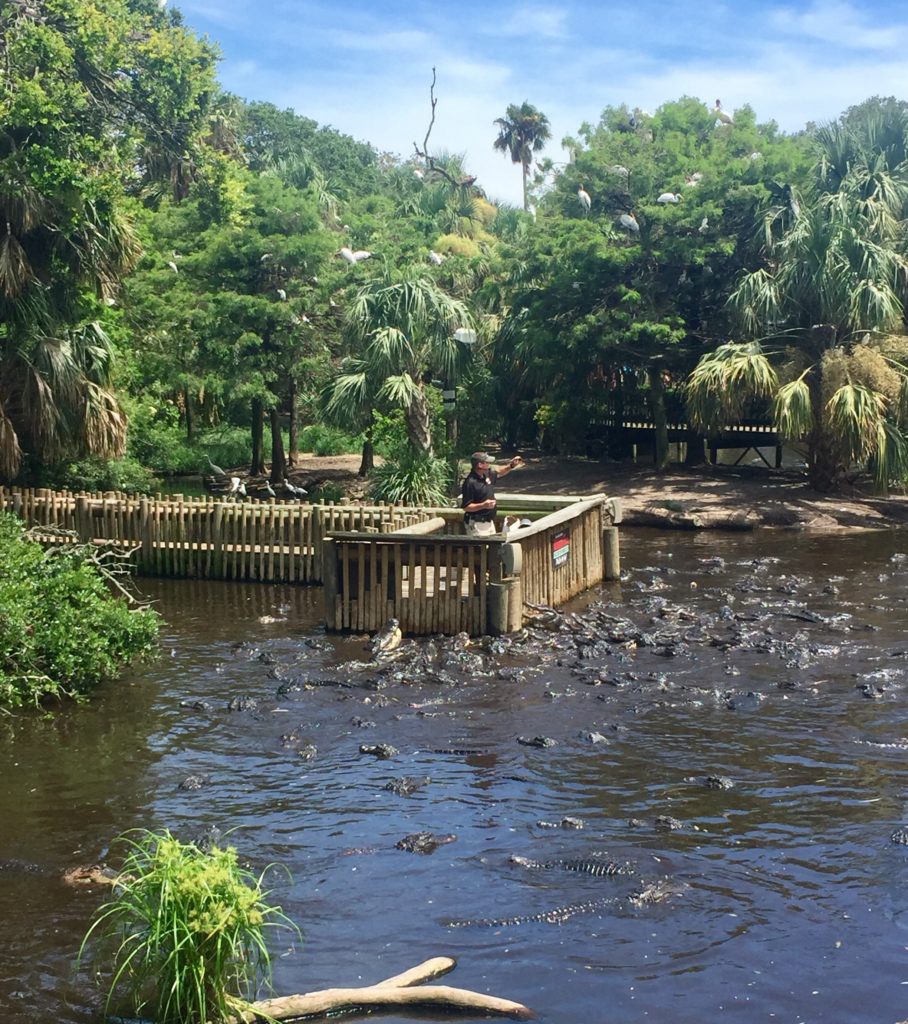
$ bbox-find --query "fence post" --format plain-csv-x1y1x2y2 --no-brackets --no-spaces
322,537,339,628
211,502,224,578
75,495,91,543
603,526,620,580
139,498,152,573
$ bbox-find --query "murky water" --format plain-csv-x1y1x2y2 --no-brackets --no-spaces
3,529,908,1023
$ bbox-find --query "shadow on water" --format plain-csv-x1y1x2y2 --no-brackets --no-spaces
4,531,908,1022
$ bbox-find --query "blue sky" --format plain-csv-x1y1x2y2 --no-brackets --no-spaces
177,0,908,207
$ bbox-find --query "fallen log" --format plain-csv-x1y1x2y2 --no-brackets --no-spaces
230,956,534,1022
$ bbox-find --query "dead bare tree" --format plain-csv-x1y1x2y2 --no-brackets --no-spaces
412,68,480,192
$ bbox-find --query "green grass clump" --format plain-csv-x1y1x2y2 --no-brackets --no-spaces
0,513,159,708
81,829,299,1024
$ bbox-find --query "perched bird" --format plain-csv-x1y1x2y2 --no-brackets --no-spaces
749,151,763,161
413,168,424,179
205,454,226,476
276,288,287,301
228,476,246,497
698,216,709,234
657,192,681,204
338,247,373,264
577,185,592,212
607,164,629,177
500,515,520,537
428,250,446,265
714,99,734,125
166,260,178,273
281,479,308,499
618,212,640,233
262,480,276,499
684,172,703,186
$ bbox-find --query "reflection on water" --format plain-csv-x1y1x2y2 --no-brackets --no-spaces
3,530,908,1022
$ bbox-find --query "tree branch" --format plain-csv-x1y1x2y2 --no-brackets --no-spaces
412,68,479,192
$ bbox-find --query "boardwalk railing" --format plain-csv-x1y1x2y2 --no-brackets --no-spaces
0,488,432,583
323,494,617,636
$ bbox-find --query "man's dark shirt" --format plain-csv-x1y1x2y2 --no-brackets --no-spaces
461,468,498,522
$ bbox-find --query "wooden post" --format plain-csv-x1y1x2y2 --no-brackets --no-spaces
322,538,339,629
211,502,224,578
603,526,620,580
75,495,91,543
139,498,152,574
487,581,508,636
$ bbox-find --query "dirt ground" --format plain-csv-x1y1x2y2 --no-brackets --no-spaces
288,450,908,531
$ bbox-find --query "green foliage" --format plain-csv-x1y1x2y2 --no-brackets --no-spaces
297,423,361,456
0,514,159,708
81,829,298,1024
46,455,161,495
368,448,452,505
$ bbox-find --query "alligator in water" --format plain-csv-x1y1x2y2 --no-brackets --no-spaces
446,895,618,928
509,854,633,877
395,832,457,854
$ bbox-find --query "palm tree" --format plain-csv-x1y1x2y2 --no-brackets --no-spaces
493,102,551,212
686,182,908,490
334,270,475,458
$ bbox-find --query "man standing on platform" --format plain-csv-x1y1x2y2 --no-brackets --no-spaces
461,451,523,536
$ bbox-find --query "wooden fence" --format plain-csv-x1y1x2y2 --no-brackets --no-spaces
323,495,617,636
0,488,431,583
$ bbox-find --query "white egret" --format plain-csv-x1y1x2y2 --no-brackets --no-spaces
276,288,287,301
618,213,640,233
206,454,226,476
428,250,446,265
338,247,372,264
166,260,178,273
698,216,709,234
607,165,629,177
657,192,681,204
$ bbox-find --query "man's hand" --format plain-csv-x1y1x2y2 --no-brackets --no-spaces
508,455,524,469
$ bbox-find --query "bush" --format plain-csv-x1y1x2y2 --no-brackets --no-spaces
368,449,452,505
47,455,161,495
0,514,160,708
297,424,361,456
81,830,298,1024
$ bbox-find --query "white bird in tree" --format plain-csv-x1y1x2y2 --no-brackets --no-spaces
657,192,681,204
428,250,446,265
607,164,629,177
698,216,709,234
166,260,178,273
338,247,373,264
684,172,702,187
577,185,592,212
714,99,733,125
276,288,287,300
618,212,640,233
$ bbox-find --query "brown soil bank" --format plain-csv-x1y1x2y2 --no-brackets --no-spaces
292,452,908,531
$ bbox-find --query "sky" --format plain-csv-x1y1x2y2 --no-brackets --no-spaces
176,0,908,207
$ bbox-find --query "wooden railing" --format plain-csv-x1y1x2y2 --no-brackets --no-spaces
323,495,617,636
0,488,432,583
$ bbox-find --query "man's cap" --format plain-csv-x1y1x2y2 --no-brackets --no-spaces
471,451,495,465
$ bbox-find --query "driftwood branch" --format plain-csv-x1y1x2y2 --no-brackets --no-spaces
230,956,534,1022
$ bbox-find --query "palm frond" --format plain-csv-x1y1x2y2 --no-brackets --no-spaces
380,373,419,408
824,382,887,463
774,376,814,439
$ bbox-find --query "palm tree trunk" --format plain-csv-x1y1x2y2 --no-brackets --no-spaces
250,398,265,476
358,410,375,477
806,365,838,491
406,388,433,457
521,161,528,213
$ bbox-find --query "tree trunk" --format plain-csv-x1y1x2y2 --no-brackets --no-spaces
250,398,265,476
184,388,195,441
269,408,287,484
684,425,706,465
647,364,670,470
406,388,433,457
521,161,528,213
358,411,375,477
287,378,298,467
806,364,838,491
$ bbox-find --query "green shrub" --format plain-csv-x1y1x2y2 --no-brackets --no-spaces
48,455,161,495
309,481,346,504
368,450,452,505
297,423,361,456
0,514,159,708
81,830,298,1024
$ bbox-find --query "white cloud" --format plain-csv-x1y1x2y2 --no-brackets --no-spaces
770,1,908,51
500,4,569,40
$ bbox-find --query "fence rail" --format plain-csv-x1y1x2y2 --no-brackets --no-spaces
0,488,431,583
